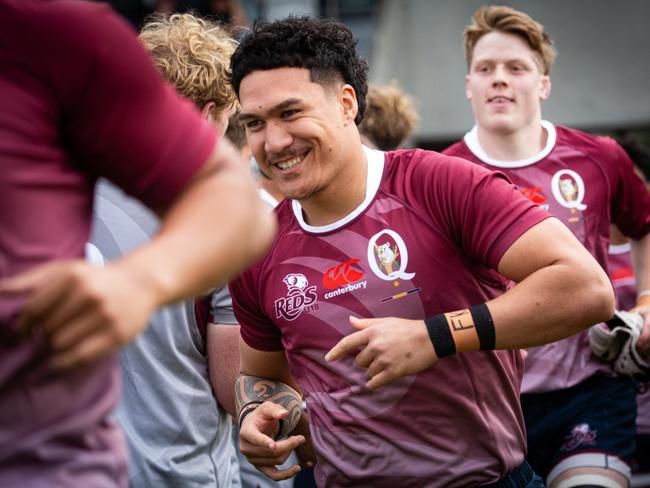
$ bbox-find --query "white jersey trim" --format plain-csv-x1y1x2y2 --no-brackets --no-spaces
258,188,279,209
463,120,557,168
609,242,632,255
291,145,384,234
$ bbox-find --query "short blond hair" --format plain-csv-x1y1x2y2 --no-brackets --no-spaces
139,13,238,116
359,82,419,151
464,5,557,75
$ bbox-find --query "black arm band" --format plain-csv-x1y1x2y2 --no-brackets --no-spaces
469,303,496,350
237,400,264,429
424,313,456,358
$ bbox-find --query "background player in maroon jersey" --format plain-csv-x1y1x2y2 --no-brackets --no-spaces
607,137,650,479
227,15,614,487
443,6,650,488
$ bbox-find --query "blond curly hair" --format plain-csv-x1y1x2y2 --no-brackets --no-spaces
359,82,419,151
139,13,238,117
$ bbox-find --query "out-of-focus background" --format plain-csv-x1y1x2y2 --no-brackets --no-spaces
105,0,650,149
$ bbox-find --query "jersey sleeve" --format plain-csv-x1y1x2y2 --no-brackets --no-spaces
229,267,284,352
410,151,551,270
605,138,650,240
46,2,217,209
210,285,238,325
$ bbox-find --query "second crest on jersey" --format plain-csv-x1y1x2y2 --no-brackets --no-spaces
551,169,588,210
367,229,416,281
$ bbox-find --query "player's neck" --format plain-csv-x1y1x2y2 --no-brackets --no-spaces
300,143,367,227
477,121,547,162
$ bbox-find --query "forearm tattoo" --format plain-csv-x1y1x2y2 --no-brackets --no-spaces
235,375,302,439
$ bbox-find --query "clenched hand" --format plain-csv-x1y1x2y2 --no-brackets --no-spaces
325,316,438,389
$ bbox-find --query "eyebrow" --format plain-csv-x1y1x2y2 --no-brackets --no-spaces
473,56,533,65
239,98,303,123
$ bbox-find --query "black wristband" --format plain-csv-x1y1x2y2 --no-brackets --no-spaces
469,303,495,350
424,313,456,358
238,400,264,429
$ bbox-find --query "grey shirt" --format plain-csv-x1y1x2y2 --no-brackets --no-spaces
90,180,240,488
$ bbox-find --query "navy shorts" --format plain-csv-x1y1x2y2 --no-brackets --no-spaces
481,460,545,488
634,433,650,472
521,375,636,480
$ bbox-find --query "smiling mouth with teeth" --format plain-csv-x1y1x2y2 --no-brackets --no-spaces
275,154,305,170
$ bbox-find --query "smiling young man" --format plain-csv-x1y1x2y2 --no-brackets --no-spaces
443,6,650,488
227,16,616,487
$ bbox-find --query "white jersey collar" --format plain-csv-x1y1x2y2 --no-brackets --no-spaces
463,120,556,168
292,145,384,234
258,188,279,209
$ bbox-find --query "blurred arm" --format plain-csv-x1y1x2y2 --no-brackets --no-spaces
1,139,276,369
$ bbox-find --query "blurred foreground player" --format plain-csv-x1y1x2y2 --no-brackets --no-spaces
0,1,274,486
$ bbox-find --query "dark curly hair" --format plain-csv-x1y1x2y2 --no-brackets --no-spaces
230,16,369,125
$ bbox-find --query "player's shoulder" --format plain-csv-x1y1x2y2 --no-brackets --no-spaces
272,199,295,229
25,1,138,60
555,124,620,158
381,148,491,201
442,139,472,159
384,147,478,176
257,200,300,261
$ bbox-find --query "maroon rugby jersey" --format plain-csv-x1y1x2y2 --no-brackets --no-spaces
230,147,549,487
444,121,650,393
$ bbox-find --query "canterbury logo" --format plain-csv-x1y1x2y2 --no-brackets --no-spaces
322,258,364,290
520,186,547,204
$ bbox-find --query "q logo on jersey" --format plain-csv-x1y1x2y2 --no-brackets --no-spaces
274,273,318,321
367,229,416,281
551,169,587,210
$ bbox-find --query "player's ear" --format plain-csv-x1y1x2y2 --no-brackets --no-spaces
465,74,472,100
202,102,230,136
540,75,551,101
201,101,216,120
339,84,358,126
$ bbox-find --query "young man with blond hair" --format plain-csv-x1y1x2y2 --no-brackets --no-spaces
90,12,256,487
139,12,239,131
444,5,650,488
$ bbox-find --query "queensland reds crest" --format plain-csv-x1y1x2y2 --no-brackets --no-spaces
367,229,416,281
274,273,318,321
551,169,587,210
